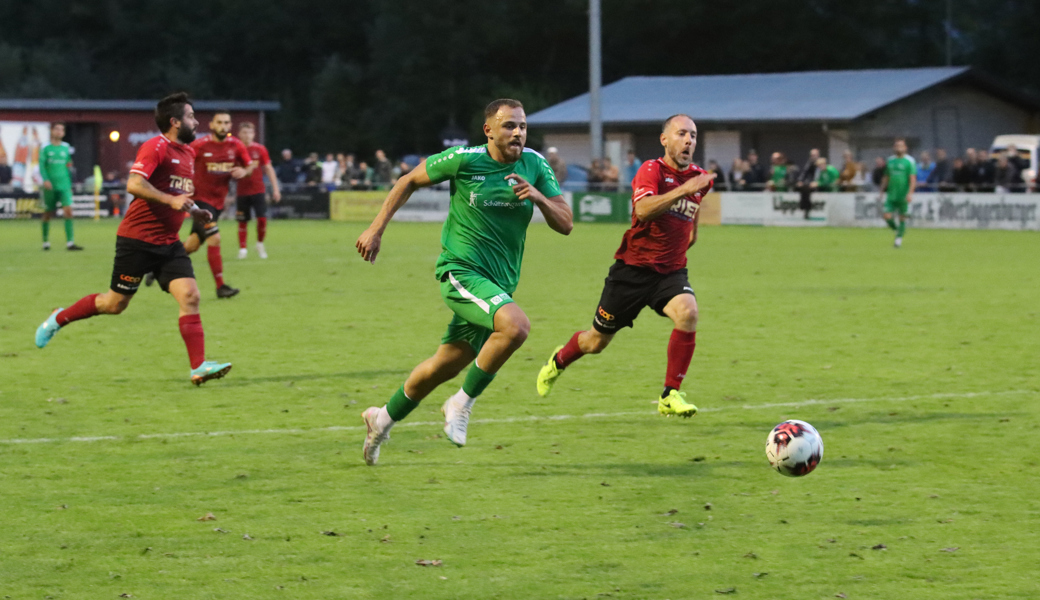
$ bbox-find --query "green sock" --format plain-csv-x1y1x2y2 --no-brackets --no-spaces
885,217,897,231
386,385,421,422
64,218,74,243
42,221,50,242
896,219,906,237
462,362,496,398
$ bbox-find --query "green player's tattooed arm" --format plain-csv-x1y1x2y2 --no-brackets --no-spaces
356,159,434,263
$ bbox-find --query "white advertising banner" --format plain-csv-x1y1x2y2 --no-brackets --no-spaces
721,192,826,226
0,121,51,193
722,192,1040,231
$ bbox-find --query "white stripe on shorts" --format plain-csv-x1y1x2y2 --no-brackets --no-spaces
448,272,490,314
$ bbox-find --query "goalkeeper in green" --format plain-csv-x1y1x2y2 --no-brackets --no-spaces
40,123,83,251
354,99,573,465
878,138,916,248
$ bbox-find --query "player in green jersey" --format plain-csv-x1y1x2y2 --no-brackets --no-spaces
354,99,573,465
39,123,83,251
879,138,916,248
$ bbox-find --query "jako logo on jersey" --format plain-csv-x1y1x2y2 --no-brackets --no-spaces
665,177,674,183
471,175,485,181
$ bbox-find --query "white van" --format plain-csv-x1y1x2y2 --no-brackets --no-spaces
990,134,1039,190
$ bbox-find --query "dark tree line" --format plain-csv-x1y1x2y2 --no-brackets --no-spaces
1,0,1038,156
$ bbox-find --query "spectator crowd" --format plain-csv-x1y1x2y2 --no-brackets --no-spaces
274,149,419,191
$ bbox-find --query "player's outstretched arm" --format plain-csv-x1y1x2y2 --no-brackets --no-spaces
634,172,716,223
508,175,573,235
356,160,434,263
126,173,194,211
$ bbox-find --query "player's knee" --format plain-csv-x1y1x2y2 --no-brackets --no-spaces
207,232,221,246
500,313,530,346
100,294,131,315
673,302,698,331
182,288,201,310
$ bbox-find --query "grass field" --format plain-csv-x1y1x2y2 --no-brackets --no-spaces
2,218,1038,599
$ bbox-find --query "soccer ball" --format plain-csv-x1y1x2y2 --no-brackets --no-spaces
765,420,823,477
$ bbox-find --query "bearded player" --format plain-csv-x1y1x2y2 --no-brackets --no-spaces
355,99,573,465
147,110,255,297
235,121,280,259
537,114,715,416
34,93,232,385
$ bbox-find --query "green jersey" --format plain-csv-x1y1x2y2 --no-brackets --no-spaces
816,164,840,191
885,154,916,200
40,143,73,190
770,164,788,191
425,145,561,294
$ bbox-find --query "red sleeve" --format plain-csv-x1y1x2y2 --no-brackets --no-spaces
129,138,165,179
259,145,271,166
631,160,660,203
235,139,253,166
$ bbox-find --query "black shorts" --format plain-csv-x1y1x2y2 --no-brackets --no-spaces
110,236,194,295
191,200,221,242
592,260,695,334
235,193,267,221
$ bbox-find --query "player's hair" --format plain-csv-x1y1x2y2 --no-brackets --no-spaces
894,137,907,144
662,114,694,132
50,122,65,130
238,122,255,131
155,92,193,132
484,98,524,119
211,109,232,120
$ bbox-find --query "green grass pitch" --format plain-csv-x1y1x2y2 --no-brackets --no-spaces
1,218,1038,599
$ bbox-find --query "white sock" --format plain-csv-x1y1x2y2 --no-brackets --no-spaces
448,388,477,410
376,405,395,430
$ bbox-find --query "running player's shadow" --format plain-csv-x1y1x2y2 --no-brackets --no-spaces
200,369,410,387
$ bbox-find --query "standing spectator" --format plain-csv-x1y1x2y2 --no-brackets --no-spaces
745,150,767,190
916,151,935,191
276,149,303,184
796,148,820,214
706,159,726,190
588,158,605,190
622,150,640,187
373,149,392,189
728,158,747,191
356,161,374,189
304,152,322,187
813,156,840,192
974,150,995,192
321,153,339,191
951,158,972,190
963,148,978,190
334,153,348,184
929,149,952,190
341,153,359,187
546,147,569,185
767,152,789,191
1005,144,1028,190
601,157,620,190
839,149,860,190
994,152,1019,193
871,156,887,188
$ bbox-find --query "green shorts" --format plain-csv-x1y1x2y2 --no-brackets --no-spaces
42,188,73,211
884,195,908,215
439,270,515,354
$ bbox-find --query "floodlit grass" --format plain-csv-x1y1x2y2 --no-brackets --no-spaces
1,218,1038,599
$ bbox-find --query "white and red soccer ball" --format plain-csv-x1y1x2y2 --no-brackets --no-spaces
765,419,823,477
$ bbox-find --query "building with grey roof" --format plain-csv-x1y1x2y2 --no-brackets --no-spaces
528,67,1040,174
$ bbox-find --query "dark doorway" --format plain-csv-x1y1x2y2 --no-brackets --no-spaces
65,123,97,183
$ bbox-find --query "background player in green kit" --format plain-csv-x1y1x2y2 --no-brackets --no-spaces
879,138,916,248
354,99,573,465
40,123,83,251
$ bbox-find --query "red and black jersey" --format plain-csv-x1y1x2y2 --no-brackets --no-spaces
614,158,713,274
237,142,271,197
117,135,195,246
190,134,252,209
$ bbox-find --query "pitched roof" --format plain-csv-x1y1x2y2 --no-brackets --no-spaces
529,67,993,126
0,99,280,112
